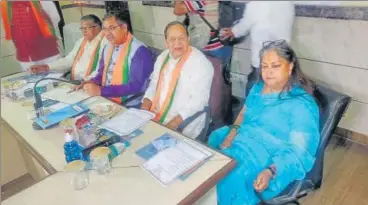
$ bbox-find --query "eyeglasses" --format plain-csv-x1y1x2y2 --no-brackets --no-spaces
79,25,97,31
167,36,188,44
102,24,122,33
262,39,287,47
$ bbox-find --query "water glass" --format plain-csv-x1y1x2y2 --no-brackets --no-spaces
64,160,89,190
90,147,112,175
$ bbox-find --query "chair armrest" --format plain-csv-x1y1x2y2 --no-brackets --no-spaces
177,106,210,132
177,107,211,142
124,92,145,105
256,179,314,205
61,70,72,79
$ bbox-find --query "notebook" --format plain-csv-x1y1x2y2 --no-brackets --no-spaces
98,108,155,136
41,87,91,104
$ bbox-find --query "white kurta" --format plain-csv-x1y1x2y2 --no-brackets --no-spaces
144,47,214,139
231,1,295,68
47,32,108,80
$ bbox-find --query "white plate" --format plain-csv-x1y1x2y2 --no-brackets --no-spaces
90,102,116,117
3,80,27,90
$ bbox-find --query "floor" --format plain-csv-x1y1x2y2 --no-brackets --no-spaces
1,135,368,204
301,135,368,205
1,174,35,201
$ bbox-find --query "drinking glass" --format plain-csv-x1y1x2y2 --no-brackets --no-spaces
90,147,112,175
64,160,89,190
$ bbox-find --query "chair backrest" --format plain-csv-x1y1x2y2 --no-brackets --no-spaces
306,84,351,187
205,55,231,125
148,47,162,62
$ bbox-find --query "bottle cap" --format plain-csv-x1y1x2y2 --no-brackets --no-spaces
64,133,74,142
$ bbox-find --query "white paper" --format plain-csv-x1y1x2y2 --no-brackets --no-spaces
141,138,213,186
142,147,202,186
98,108,155,136
46,102,69,112
41,87,91,104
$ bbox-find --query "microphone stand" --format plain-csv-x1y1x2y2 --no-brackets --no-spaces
33,77,81,118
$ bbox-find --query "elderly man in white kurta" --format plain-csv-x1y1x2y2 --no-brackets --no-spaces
31,14,108,81
141,21,214,139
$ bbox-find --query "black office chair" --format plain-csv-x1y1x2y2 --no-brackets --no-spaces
257,84,351,205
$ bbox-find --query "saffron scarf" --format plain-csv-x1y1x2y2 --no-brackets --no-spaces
149,47,192,123
101,33,133,104
71,33,105,80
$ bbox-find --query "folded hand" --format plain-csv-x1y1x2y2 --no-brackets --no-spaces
220,129,237,149
254,169,273,192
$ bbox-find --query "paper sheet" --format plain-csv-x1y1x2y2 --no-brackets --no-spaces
41,87,91,104
98,108,155,136
141,137,213,186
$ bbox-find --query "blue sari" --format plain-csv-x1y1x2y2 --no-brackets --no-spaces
208,82,320,205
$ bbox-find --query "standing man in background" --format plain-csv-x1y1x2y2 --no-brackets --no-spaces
173,1,233,64
220,1,295,96
1,1,62,71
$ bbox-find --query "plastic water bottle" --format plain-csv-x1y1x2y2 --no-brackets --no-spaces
64,132,83,163
108,142,126,161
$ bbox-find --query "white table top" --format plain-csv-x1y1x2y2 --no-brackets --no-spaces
1,73,235,205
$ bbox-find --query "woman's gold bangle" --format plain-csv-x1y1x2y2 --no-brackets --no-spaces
231,125,240,130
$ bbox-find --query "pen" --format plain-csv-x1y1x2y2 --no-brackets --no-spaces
66,89,75,94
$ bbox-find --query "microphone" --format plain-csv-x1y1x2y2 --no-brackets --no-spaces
33,77,81,118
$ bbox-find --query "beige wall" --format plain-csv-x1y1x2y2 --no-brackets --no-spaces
0,23,22,77
127,2,368,135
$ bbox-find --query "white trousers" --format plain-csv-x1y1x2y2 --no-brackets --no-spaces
19,54,61,71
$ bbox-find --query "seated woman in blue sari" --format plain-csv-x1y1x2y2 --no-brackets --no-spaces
208,40,320,205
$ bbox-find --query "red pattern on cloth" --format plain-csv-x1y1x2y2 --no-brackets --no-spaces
10,2,59,62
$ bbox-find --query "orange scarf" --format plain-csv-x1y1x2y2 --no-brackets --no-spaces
1,1,56,40
71,33,105,80
150,47,192,123
101,33,133,104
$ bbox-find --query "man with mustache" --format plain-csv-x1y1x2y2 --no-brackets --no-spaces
31,14,107,81
75,12,154,105
141,21,214,139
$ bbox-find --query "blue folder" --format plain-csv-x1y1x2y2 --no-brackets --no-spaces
33,102,89,129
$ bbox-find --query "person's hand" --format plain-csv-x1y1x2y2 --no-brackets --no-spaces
83,83,101,96
166,116,183,130
72,81,89,91
220,28,235,41
254,169,273,192
140,98,152,111
166,120,179,130
30,65,49,74
220,129,237,149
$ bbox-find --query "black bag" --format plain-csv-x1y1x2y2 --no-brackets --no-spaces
184,1,246,47
218,1,246,45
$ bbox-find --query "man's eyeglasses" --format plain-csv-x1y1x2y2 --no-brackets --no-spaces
102,24,122,33
79,25,97,31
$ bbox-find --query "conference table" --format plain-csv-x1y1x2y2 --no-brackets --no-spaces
1,72,236,205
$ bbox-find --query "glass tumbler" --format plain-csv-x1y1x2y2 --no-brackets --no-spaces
64,160,89,190
90,147,112,175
